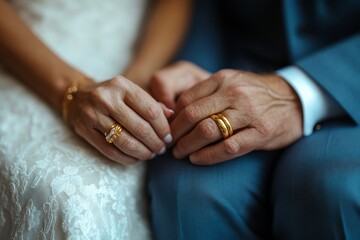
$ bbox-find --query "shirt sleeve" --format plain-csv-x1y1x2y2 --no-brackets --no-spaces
276,66,346,136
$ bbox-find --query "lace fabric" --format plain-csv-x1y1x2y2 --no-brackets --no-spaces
0,0,151,239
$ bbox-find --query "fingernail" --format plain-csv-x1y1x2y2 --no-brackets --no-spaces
149,153,156,160
168,109,174,114
158,146,166,155
164,134,173,143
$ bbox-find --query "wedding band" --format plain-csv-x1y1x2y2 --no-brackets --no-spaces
104,123,123,143
210,114,229,139
217,113,233,137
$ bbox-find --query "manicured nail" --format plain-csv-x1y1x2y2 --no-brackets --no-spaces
164,134,173,143
149,153,156,160
168,109,174,114
158,146,166,155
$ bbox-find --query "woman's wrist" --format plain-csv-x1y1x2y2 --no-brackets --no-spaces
123,63,156,92
61,75,95,124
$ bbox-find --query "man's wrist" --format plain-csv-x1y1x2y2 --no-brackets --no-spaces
276,66,345,136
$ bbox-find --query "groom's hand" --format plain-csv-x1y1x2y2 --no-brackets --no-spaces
150,61,210,109
170,69,303,165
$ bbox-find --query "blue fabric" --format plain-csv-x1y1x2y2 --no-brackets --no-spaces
175,0,224,72
272,120,360,239
148,122,360,239
297,33,360,125
178,0,360,123
149,0,360,239
148,150,280,240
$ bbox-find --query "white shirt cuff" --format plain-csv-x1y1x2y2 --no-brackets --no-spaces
276,66,345,136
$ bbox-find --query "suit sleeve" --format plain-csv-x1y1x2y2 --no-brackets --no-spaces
296,32,360,125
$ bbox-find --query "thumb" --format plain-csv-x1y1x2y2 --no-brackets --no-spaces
150,79,176,109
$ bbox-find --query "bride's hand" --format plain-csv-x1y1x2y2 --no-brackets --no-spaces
66,76,173,165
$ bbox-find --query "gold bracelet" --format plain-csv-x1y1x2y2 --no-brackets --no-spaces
62,76,90,123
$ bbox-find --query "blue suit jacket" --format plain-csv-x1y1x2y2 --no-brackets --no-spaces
178,0,360,125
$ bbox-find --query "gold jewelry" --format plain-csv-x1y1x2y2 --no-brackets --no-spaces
62,76,91,123
217,113,233,137
210,114,229,139
104,123,123,143
104,123,118,137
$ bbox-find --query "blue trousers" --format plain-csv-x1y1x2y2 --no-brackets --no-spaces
148,121,360,239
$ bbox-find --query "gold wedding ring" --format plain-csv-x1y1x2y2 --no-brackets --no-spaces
217,113,233,136
210,115,229,139
104,123,123,143
210,113,234,139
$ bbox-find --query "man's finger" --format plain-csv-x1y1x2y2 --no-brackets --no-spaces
151,62,210,110
174,76,218,114
188,128,262,165
150,74,176,109
172,109,249,159
170,92,229,142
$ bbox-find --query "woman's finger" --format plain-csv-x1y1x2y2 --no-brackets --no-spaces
73,120,138,165
159,102,174,119
112,128,155,161
121,80,173,145
107,99,165,154
97,116,155,160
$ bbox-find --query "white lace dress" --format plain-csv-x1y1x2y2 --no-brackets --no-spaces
0,0,152,239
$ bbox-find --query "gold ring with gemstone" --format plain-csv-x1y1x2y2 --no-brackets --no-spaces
104,123,123,143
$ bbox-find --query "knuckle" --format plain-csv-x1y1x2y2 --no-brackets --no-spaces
124,88,137,103
183,105,199,123
215,69,233,80
119,137,138,153
214,69,240,84
227,84,246,97
216,69,228,77
198,121,216,140
223,139,240,156
177,94,192,108
89,87,104,102
176,60,192,69
89,87,111,108
144,104,162,121
112,75,125,83
133,122,152,139
112,76,130,89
